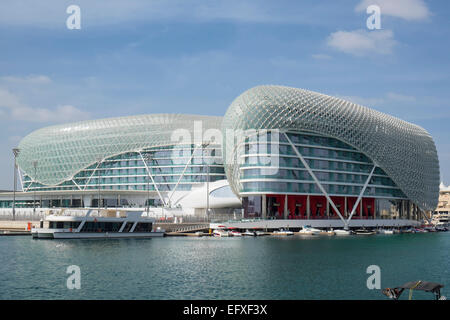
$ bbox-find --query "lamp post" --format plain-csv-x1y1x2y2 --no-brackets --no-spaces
96,156,102,211
202,142,211,222
32,160,38,215
143,153,153,215
12,148,20,221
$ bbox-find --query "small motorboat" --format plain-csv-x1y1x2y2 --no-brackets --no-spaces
298,225,321,235
272,229,294,236
242,229,256,236
255,230,267,236
334,229,352,235
229,230,242,237
377,228,394,234
382,281,445,300
354,228,376,235
213,229,230,237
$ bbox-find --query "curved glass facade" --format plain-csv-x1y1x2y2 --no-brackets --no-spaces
239,131,407,199
5,85,439,223
222,85,440,212
16,114,222,186
22,144,225,192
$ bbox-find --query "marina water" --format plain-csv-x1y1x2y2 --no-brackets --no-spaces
1,233,449,300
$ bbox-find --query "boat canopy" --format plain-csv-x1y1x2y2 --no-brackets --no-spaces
398,281,443,292
383,280,445,300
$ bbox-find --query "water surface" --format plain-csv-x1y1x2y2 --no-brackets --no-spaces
0,233,448,300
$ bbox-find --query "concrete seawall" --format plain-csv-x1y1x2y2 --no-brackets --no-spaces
0,220,40,231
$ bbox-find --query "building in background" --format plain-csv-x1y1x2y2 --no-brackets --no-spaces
0,85,441,228
431,183,450,226
220,85,439,229
0,114,241,218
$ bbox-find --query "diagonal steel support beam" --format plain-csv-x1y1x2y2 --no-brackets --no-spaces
17,168,24,192
83,159,103,191
138,151,166,207
283,132,347,226
346,165,376,224
168,144,203,206
71,179,82,191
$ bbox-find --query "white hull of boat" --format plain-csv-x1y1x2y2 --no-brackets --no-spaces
272,230,294,236
334,230,352,235
32,229,164,239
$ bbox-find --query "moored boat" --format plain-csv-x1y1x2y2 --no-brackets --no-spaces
377,228,394,234
213,229,230,237
272,229,294,236
298,225,321,235
355,228,376,235
242,229,256,236
334,229,352,235
255,230,268,236
31,209,164,239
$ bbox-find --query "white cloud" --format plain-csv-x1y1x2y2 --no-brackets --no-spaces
327,29,396,56
355,0,430,21
0,75,51,85
0,88,90,123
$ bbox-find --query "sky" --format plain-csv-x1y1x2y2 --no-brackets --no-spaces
0,0,449,189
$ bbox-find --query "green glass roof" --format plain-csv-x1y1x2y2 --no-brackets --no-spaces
17,114,222,186
222,85,440,211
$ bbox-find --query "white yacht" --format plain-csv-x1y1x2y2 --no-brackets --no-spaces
377,228,394,234
212,229,230,237
298,225,321,235
31,209,165,239
255,230,268,236
229,230,242,237
431,213,449,228
355,228,377,235
334,229,352,235
272,229,294,236
242,229,256,236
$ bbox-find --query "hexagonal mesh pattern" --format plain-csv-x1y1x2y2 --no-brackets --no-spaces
222,85,439,211
17,114,222,186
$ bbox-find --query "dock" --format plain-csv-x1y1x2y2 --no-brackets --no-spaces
0,220,36,236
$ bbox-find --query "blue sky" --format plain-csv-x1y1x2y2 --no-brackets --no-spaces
0,0,449,189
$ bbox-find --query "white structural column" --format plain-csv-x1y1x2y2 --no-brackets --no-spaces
138,151,166,207
346,165,376,225
283,132,347,225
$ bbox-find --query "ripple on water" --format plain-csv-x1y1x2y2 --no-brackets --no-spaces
0,233,448,300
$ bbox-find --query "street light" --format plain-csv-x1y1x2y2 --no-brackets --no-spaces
12,148,20,221
32,160,38,215
201,142,211,222
96,156,103,211
143,153,153,215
